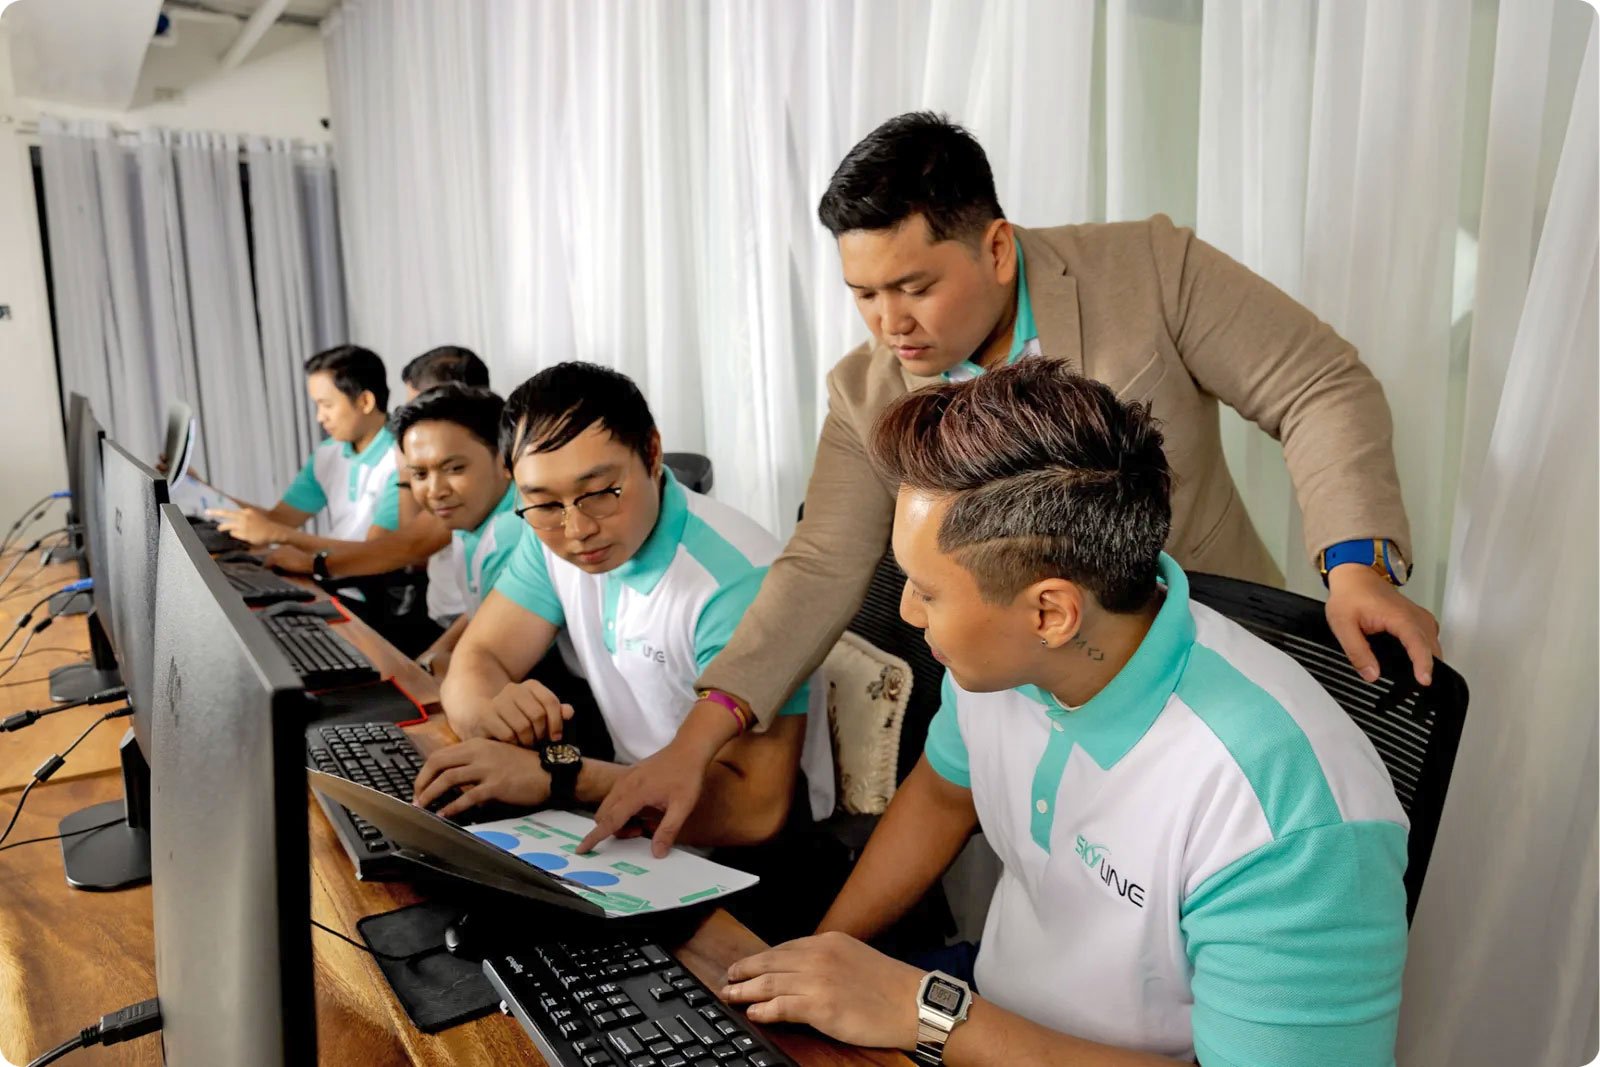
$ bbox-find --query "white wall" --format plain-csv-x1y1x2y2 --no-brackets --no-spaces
0,15,331,513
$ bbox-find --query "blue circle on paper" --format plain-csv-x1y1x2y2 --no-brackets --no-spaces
516,851,569,872
472,830,521,851
564,870,621,888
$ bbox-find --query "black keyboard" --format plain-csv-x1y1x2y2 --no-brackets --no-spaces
485,938,797,1067
262,613,379,690
223,561,315,606
186,517,248,555
306,721,431,879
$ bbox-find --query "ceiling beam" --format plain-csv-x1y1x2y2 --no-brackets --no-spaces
217,0,288,70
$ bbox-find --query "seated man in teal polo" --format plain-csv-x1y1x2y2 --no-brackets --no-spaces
723,360,1409,1066
418,362,834,857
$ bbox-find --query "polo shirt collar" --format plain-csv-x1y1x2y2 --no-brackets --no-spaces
462,481,520,548
612,468,687,596
1022,554,1195,769
341,424,395,463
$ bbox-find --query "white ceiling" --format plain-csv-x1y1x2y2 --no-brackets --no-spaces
5,0,165,109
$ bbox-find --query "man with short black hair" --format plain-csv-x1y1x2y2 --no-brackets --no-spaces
401,345,491,398
420,362,834,868
210,344,404,550
723,359,1410,1067
585,110,1443,859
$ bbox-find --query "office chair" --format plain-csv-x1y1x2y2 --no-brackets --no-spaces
664,453,713,495
1187,572,1469,922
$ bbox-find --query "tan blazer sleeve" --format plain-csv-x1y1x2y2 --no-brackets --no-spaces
695,364,896,727
1146,215,1412,563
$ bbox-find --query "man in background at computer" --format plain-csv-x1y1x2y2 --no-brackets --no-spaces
722,360,1409,1067
417,362,834,870
384,383,523,677
209,345,405,559
262,345,490,594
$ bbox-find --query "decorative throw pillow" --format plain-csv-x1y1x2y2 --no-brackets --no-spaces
821,631,911,816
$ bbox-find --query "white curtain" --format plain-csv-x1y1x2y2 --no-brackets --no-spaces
1398,18,1599,1067
324,6,1598,1060
38,120,347,507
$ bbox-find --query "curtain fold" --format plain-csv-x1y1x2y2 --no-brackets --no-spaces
1398,20,1599,1067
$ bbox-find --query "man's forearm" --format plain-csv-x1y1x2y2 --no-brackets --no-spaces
943,998,1181,1067
440,645,515,732
286,525,445,577
817,760,977,941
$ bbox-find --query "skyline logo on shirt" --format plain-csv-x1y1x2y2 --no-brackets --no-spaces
1075,833,1146,909
622,636,667,664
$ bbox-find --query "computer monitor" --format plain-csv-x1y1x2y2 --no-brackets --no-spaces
46,393,96,601
160,400,197,486
57,439,169,890
148,503,316,1064
63,392,88,533
47,404,118,696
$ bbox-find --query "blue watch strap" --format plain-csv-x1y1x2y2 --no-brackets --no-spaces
1320,539,1406,586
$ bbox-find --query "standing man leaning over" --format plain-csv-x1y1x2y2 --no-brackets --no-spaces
580,111,1441,856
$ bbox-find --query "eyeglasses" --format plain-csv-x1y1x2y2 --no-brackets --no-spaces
515,486,623,531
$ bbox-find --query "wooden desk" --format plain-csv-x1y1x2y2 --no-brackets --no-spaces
0,559,905,1066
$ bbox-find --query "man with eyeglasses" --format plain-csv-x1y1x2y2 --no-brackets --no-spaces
421,363,835,897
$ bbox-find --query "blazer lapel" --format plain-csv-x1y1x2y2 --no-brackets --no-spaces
1015,225,1083,374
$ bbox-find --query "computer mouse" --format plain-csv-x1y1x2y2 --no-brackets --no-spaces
442,913,481,959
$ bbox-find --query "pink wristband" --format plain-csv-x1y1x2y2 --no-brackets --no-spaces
700,689,750,733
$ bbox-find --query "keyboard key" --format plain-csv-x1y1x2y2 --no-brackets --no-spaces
632,1022,663,1044
649,985,678,1002
558,1019,587,1039
582,1054,610,1067
609,1030,645,1058
682,989,710,1007
594,1011,621,1029
715,1020,740,1037
710,1045,740,1062
748,1053,779,1067
617,1006,644,1023
730,1035,757,1052
574,1037,604,1055
672,978,697,992
657,1016,694,1046
682,1043,708,1060
608,993,633,1008
680,1012,720,1047
643,945,672,966
660,1055,689,1067
648,1041,674,1056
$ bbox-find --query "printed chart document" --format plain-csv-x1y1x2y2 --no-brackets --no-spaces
310,770,757,920
463,809,758,918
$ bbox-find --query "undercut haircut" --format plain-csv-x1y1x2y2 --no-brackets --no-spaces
817,111,1005,244
389,384,505,455
869,360,1172,613
402,346,490,391
499,362,656,470
304,344,390,413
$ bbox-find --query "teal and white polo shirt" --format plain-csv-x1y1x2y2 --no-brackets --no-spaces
493,470,835,821
925,555,1409,1065
943,238,1041,383
281,426,401,541
448,482,524,616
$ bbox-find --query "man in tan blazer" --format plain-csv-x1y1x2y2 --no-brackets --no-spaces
577,111,1441,858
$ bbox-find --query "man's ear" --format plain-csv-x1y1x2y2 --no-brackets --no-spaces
647,429,664,478
1032,578,1085,648
982,218,1017,286
357,389,377,416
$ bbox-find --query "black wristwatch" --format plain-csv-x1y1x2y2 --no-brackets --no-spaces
540,742,583,809
311,549,332,582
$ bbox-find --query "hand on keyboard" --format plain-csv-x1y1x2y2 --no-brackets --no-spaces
413,737,553,820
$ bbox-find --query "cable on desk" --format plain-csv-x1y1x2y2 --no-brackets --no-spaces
24,997,161,1066
311,918,450,964
0,815,125,854
0,705,131,849
0,527,68,594
1,685,127,732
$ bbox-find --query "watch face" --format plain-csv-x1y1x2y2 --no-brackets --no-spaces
543,742,582,766
923,977,965,1014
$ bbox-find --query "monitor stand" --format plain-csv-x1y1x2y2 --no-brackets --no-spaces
60,730,150,891
48,611,119,702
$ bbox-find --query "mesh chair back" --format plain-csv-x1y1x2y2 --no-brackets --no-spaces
664,453,714,495
1188,572,1469,921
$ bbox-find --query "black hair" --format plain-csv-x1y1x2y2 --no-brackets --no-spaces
304,344,390,413
402,346,490,390
817,111,1005,243
389,384,505,455
871,360,1171,613
499,362,656,470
